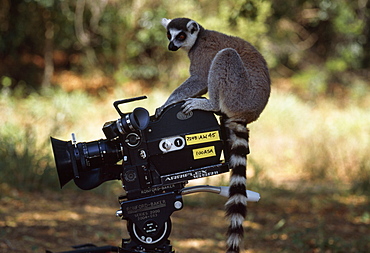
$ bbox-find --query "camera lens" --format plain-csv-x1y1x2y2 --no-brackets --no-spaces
51,137,124,189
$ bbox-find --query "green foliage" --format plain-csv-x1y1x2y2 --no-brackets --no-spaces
291,67,328,98
268,0,369,94
2,0,367,94
221,0,272,42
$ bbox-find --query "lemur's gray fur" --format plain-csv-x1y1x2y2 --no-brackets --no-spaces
158,18,271,253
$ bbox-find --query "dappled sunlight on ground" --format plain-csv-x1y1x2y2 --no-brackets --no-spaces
1,186,369,253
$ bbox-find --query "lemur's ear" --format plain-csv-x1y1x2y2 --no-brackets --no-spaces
161,18,172,29
186,20,199,34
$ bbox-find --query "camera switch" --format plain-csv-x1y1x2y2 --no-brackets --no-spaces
162,140,172,150
159,136,186,153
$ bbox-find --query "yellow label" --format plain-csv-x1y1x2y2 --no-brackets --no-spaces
193,146,216,160
185,131,220,145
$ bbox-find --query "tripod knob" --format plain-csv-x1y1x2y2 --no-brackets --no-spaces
116,209,123,217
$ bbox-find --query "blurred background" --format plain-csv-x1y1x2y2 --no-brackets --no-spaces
0,0,369,252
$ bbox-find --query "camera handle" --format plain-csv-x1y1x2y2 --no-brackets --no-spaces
113,96,147,117
180,185,260,202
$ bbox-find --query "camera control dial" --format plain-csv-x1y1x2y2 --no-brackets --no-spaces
125,133,141,147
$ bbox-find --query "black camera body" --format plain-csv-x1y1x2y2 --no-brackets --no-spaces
51,96,229,200
50,96,231,252
118,103,228,200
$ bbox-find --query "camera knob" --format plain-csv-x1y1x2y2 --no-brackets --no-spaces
162,140,172,150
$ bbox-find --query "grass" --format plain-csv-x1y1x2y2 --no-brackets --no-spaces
248,88,370,193
1,85,369,194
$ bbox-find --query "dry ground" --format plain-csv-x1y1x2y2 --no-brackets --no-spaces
0,186,369,253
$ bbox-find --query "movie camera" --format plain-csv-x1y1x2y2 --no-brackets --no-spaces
50,96,260,253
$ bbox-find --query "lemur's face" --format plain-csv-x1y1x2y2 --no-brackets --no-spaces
161,18,200,52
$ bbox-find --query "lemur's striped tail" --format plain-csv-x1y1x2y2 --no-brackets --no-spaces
225,118,249,253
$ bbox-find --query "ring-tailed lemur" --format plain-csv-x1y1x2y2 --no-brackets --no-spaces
157,18,270,253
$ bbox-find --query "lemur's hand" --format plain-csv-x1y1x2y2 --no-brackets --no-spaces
182,98,198,114
182,98,215,114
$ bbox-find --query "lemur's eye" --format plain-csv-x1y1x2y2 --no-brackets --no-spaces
167,32,171,40
177,33,186,41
